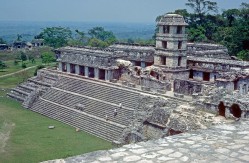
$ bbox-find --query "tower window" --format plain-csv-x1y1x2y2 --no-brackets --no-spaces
177,26,182,34
163,26,170,34
178,57,182,66
178,41,182,49
162,41,167,49
161,56,166,65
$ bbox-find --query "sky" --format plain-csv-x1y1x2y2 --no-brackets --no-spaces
0,0,248,22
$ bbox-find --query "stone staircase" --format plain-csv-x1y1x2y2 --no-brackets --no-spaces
7,70,59,108
42,88,135,126
31,98,126,142
29,75,144,142
55,76,140,109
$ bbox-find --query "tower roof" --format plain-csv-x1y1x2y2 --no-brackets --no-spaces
158,14,188,26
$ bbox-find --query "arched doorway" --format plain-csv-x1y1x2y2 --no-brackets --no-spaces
218,102,226,117
230,104,242,118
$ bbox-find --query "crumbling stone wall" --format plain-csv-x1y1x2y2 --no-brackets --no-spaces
119,94,215,144
174,79,203,95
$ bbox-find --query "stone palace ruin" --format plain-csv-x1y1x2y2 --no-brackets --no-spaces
8,14,249,144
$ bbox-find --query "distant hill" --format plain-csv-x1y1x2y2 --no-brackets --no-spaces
0,21,155,43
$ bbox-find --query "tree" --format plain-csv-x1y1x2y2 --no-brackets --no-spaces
67,29,88,46
75,29,86,41
0,37,6,44
37,27,72,48
88,27,116,45
16,34,22,41
20,52,27,63
237,50,249,60
186,0,218,24
28,54,35,63
188,26,208,42
222,9,240,27
41,52,55,65
240,3,249,19
0,60,7,71
88,38,108,48
127,38,135,44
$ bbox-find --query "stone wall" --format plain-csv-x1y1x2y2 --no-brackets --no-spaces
173,79,203,95
60,53,119,69
141,76,171,91
187,43,230,59
109,43,155,63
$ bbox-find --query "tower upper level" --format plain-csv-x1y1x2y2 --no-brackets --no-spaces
156,13,188,53
155,14,188,68
158,14,188,26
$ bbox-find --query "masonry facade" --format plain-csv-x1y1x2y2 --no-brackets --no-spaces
54,14,249,120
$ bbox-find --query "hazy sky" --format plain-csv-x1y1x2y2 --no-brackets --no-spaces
0,0,248,22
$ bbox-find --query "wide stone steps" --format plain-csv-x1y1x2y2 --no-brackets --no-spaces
8,76,53,103
31,99,125,142
19,84,35,92
55,76,139,109
7,92,25,102
42,88,134,126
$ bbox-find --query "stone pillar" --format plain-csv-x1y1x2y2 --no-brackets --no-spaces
141,61,146,68
66,63,70,73
75,65,80,75
105,70,109,81
225,107,231,118
239,84,243,95
58,62,62,71
94,68,99,79
84,66,89,77
109,70,113,81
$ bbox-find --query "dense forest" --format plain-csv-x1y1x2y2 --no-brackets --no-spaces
0,0,248,59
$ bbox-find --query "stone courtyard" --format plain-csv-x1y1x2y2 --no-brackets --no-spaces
43,119,249,163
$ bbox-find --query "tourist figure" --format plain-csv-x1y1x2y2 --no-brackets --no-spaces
114,109,117,117
119,103,122,108
105,114,109,121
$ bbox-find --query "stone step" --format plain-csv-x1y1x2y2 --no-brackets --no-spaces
55,76,140,109
42,88,134,126
12,88,30,96
7,93,25,102
31,99,125,141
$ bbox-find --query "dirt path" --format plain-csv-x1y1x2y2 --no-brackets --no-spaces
0,122,15,153
0,66,37,79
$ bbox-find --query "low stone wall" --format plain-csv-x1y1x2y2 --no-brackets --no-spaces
141,77,171,91
174,79,203,95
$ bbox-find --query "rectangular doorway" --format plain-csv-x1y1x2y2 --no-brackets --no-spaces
99,69,105,80
88,67,94,78
203,72,210,81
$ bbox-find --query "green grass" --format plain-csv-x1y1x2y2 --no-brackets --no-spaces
0,68,37,88
0,67,112,163
0,59,43,76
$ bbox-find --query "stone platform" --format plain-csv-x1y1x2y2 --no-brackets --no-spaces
42,120,249,163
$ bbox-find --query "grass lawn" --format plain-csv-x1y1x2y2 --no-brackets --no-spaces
0,67,38,88
0,67,112,163
0,59,43,76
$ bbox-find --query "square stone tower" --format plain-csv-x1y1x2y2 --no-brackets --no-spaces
154,14,189,81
